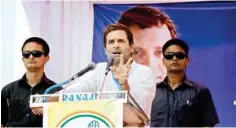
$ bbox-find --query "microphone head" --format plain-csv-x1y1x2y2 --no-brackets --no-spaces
70,62,96,81
88,62,96,70
108,57,114,65
105,58,114,75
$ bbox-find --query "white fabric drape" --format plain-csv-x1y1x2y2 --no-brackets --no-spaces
22,1,94,83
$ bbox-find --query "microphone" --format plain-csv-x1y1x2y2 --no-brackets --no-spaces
105,57,114,75
44,62,96,94
70,62,96,81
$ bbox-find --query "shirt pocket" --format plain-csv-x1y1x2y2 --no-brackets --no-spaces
176,98,198,120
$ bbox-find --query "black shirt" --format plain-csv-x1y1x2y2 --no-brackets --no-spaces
1,73,60,127
151,77,219,127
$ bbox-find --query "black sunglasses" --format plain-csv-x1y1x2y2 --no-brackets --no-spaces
22,50,45,58
164,52,187,60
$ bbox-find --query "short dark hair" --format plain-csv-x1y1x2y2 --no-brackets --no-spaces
103,23,134,48
162,38,189,55
118,5,177,38
21,37,50,56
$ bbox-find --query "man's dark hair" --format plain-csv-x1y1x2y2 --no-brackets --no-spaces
103,23,134,48
162,38,189,55
118,5,177,38
21,37,50,56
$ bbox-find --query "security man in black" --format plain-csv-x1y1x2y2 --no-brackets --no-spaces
1,37,61,127
151,39,219,127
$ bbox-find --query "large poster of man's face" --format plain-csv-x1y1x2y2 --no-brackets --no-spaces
92,2,236,126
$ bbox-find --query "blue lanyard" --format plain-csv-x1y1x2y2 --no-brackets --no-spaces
111,72,123,91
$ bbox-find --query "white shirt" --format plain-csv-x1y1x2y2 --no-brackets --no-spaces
63,61,155,117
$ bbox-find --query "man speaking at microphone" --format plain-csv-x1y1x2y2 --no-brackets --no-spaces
60,23,155,124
